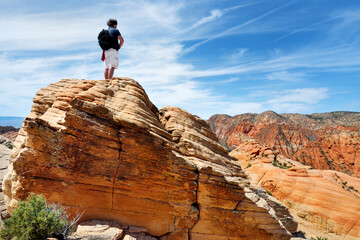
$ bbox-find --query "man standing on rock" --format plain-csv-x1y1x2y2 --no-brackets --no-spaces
103,19,124,79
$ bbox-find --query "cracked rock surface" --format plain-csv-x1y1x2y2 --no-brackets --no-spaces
3,78,292,240
0,135,11,221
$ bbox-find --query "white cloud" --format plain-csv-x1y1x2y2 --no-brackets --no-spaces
179,41,360,79
336,9,360,29
266,71,305,82
223,102,265,115
273,16,340,43
0,13,101,51
269,102,310,113
189,9,224,30
147,81,217,106
175,2,262,38
216,88,329,117
265,88,329,113
227,48,249,63
267,88,329,105
184,1,295,53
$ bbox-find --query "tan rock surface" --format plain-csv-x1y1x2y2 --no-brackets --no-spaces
0,135,11,220
3,78,292,240
71,220,122,240
230,141,360,240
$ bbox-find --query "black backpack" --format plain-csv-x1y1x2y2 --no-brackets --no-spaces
98,29,112,50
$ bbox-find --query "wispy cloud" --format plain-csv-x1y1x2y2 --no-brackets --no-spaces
182,42,360,79
266,71,306,82
221,88,329,116
273,16,340,43
176,2,261,35
267,88,329,105
184,1,295,53
223,102,265,115
180,9,224,33
0,11,102,51
335,9,360,29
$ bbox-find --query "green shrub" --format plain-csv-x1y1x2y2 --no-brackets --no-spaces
0,193,79,240
4,142,13,149
310,236,328,240
272,159,291,169
265,190,272,196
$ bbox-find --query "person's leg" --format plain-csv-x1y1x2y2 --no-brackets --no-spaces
104,49,118,79
104,50,111,79
108,67,115,79
104,68,109,79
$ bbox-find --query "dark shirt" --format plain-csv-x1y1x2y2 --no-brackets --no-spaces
108,26,121,50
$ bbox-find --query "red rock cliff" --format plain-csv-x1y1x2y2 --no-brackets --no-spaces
230,141,360,240
208,111,360,176
2,78,293,240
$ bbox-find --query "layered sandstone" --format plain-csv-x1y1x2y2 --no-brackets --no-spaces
3,78,292,240
208,111,360,176
0,126,19,142
230,141,360,240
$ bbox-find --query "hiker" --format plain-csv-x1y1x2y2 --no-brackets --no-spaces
101,19,124,79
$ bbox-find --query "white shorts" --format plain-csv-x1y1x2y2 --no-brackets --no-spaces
104,48,119,69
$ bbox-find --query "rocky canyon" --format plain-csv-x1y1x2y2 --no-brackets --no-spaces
208,111,360,177
2,78,296,240
208,112,360,239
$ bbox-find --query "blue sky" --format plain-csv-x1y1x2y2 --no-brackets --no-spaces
0,0,359,119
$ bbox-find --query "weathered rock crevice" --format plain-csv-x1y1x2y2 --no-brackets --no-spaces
111,125,123,210
187,168,200,240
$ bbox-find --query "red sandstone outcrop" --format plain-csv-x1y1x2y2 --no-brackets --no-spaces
2,78,293,240
0,126,19,142
208,111,360,176
1,132,18,142
230,141,360,240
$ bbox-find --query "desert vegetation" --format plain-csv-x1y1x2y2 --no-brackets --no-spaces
0,193,81,240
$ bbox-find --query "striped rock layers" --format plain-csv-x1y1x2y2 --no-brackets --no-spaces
3,78,292,240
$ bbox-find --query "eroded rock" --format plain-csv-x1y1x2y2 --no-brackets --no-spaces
230,141,360,240
3,78,292,239
208,111,360,176
0,135,11,220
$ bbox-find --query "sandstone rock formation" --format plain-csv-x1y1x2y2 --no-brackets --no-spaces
0,126,19,142
0,135,11,220
3,78,293,240
230,140,360,240
208,111,360,176
69,220,161,240
70,220,123,240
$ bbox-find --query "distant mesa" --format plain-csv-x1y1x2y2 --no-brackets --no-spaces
0,116,24,128
208,111,360,177
0,126,19,142
2,78,295,240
